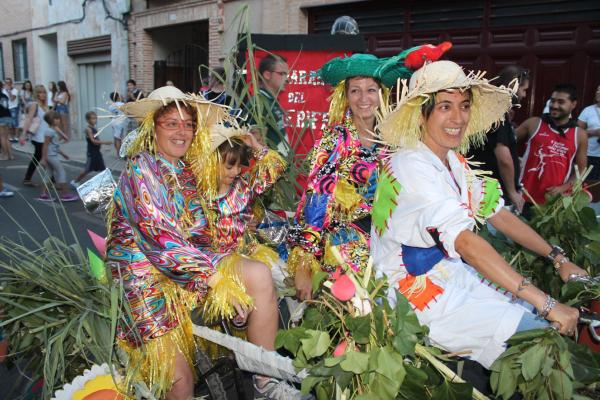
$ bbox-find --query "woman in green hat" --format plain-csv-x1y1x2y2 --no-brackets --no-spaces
287,45,451,300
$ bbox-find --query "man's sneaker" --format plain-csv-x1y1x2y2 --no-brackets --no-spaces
253,376,315,400
59,193,78,202
37,193,54,202
0,189,14,198
69,180,79,190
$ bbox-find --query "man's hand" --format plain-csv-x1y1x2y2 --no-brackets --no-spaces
546,183,571,197
508,190,524,213
295,265,313,301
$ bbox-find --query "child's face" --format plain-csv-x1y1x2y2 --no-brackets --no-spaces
88,115,98,126
220,155,242,188
52,117,61,127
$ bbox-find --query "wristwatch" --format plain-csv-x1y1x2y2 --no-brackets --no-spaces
547,245,566,261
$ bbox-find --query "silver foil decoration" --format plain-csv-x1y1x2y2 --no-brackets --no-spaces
256,210,289,246
76,169,116,215
119,128,139,159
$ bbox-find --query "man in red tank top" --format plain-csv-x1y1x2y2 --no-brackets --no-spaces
516,84,588,205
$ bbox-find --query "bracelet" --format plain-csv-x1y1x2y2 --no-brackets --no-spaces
539,295,557,318
512,277,531,301
553,255,570,270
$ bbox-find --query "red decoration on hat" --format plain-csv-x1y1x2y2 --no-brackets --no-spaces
405,42,453,70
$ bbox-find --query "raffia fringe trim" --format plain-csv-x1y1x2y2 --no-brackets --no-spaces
287,247,321,278
203,254,253,322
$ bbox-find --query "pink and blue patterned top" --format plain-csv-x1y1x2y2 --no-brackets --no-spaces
287,115,381,273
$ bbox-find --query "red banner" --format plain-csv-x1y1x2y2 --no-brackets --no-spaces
247,49,352,157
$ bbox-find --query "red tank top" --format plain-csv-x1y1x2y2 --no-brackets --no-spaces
520,119,578,204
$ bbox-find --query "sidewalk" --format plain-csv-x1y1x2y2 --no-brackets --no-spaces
11,128,126,173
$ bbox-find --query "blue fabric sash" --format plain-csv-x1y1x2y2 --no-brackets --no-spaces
402,244,445,276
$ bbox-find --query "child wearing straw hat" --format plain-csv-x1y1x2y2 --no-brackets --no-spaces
372,60,587,368
193,125,289,294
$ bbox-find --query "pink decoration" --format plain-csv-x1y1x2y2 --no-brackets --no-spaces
331,274,356,301
87,229,107,257
333,340,348,357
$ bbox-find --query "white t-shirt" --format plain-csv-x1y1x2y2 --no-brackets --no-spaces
2,87,19,109
578,104,600,157
30,103,49,143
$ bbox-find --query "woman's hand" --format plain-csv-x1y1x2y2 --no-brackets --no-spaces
243,132,265,152
557,260,588,282
546,302,579,336
295,265,313,301
232,299,252,325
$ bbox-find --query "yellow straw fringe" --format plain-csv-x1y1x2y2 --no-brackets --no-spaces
203,254,253,321
250,243,280,267
287,247,321,278
118,278,198,399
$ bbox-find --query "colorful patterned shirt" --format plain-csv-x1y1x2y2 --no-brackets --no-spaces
107,152,225,296
288,116,380,273
195,149,286,253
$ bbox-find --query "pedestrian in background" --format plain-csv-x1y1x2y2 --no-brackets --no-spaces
202,67,232,106
0,82,14,160
47,81,57,109
21,85,51,186
468,66,530,212
2,78,19,143
0,175,14,198
71,111,111,187
54,81,71,139
37,111,77,202
108,92,126,156
18,80,34,141
126,79,143,102
577,84,600,181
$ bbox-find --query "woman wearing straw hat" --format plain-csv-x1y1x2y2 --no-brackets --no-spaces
287,44,451,301
372,60,588,368
106,86,306,399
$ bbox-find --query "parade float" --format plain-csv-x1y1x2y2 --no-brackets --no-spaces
1,9,600,398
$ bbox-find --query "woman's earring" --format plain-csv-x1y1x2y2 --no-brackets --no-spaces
345,108,352,119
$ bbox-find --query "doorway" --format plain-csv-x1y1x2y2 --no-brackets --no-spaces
76,59,112,134
149,21,208,92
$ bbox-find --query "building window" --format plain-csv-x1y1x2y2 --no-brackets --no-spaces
0,44,4,81
12,39,28,82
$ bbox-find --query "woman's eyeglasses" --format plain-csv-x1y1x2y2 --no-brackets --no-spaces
157,119,196,131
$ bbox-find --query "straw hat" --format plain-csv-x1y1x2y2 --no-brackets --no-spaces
209,124,249,153
120,86,226,127
378,60,515,153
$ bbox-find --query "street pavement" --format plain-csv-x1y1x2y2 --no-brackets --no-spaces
1,132,124,248
0,136,124,399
